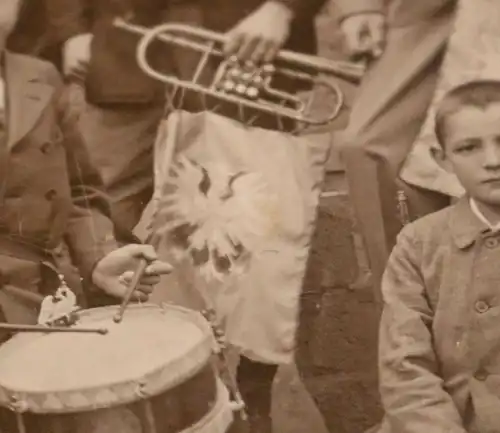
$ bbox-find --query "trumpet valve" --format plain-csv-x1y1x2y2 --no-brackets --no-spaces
221,80,236,92
245,87,259,99
235,83,247,95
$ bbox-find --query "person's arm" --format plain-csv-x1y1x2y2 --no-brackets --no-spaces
45,0,91,44
379,226,467,433
272,0,328,18
41,65,118,285
334,0,385,22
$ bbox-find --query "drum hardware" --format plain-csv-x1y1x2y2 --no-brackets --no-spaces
114,18,365,127
0,323,108,334
201,307,247,418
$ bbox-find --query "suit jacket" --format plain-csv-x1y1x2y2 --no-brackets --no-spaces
378,198,500,433
46,0,328,106
336,0,457,179
0,52,118,286
335,0,454,27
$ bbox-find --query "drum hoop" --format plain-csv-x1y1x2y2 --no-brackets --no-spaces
0,303,215,414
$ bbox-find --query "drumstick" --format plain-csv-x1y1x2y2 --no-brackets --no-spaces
114,115,179,324
113,259,149,323
113,234,160,324
0,323,108,335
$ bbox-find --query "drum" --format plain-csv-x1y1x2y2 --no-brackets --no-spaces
0,303,233,433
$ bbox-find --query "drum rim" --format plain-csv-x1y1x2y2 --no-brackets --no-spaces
0,303,216,414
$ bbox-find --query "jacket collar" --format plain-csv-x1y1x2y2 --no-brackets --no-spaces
448,196,493,249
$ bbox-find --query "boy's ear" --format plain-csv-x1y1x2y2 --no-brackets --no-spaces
431,146,453,174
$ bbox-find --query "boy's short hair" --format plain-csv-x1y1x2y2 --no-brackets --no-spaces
434,80,500,147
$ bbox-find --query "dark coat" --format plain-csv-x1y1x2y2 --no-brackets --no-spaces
7,1,62,68
45,0,171,106
0,52,118,293
46,0,327,106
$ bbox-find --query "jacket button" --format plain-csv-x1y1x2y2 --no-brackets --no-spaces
45,189,57,200
474,368,489,381
485,237,499,249
475,300,490,314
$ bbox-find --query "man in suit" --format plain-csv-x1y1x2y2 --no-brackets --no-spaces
334,0,457,292
0,0,171,338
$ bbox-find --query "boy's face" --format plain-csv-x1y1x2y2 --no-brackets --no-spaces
435,103,500,206
0,0,21,44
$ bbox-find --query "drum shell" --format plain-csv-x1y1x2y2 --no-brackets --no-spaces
0,304,233,433
0,363,222,433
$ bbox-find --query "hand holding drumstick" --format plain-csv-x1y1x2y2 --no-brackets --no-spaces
92,244,172,304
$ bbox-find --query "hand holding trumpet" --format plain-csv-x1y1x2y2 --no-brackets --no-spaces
340,12,386,63
223,1,293,64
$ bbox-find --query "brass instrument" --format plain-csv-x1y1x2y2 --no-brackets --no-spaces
114,18,365,126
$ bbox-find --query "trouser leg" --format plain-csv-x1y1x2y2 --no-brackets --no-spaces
231,355,278,433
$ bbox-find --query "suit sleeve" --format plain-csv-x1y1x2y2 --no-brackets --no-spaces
45,0,92,43
334,0,385,21
45,66,120,286
273,0,329,18
378,226,467,433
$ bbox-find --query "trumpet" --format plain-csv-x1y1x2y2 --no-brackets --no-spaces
114,18,365,126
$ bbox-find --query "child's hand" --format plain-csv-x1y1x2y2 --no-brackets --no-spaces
224,1,293,64
91,245,172,301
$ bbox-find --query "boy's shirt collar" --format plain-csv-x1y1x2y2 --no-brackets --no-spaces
448,197,495,249
470,198,500,232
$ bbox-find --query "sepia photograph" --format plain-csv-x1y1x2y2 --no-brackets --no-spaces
0,0,499,432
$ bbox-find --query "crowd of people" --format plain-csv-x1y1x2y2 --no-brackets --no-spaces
4,0,500,432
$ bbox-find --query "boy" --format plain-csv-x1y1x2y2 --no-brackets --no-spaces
0,0,171,336
377,79,500,433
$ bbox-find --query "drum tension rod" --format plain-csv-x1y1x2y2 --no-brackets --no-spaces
0,323,108,335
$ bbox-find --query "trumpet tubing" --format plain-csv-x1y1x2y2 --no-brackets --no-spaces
114,18,365,126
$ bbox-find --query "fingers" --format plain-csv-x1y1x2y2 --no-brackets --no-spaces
67,60,89,83
368,17,386,58
224,29,283,64
119,270,162,287
340,13,386,61
224,31,245,58
119,244,159,263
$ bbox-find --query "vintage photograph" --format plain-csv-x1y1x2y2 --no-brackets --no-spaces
0,0,498,432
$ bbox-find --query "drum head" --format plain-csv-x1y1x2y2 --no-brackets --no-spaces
0,304,214,413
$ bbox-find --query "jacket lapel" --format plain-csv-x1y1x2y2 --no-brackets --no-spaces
4,51,55,150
